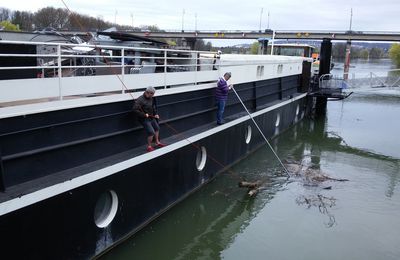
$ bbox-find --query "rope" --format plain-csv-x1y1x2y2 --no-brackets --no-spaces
230,86,290,176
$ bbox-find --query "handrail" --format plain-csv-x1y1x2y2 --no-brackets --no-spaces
0,40,304,105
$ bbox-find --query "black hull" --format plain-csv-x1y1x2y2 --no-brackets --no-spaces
0,75,308,259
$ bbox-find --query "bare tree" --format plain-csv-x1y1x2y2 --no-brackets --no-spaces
34,7,69,29
0,7,11,21
12,11,34,31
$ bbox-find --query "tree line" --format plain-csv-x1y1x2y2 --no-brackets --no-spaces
0,6,158,32
331,43,387,59
0,6,214,51
389,44,400,67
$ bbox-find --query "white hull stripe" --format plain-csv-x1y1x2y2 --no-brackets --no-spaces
0,93,307,216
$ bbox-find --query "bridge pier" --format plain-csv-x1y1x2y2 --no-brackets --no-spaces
258,39,269,54
343,40,351,80
181,37,197,50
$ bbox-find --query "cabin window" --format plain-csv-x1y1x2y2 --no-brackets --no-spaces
277,64,283,74
245,125,252,144
196,146,207,171
94,190,119,228
257,65,264,77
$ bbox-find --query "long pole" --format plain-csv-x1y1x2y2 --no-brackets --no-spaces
181,9,185,32
344,8,353,80
195,12,197,31
231,86,289,176
349,8,353,31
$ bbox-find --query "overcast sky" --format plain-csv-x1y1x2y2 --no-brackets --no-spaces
2,0,399,46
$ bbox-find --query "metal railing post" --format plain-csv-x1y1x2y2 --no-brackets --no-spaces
57,44,63,100
164,49,167,89
195,52,198,85
370,72,372,88
122,48,125,94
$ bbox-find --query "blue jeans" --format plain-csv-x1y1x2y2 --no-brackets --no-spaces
140,118,160,136
216,99,226,124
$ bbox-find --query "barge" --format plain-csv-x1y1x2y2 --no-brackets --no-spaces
0,30,311,259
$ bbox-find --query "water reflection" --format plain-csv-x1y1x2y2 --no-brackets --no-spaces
101,161,287,260
296,194,337,227
282,113,400,198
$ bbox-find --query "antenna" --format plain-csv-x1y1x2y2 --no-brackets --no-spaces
181,9,185,32
259,8,263,32
349,8,353,31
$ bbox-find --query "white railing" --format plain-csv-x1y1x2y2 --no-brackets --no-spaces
0,40,304,105
339,69,400,89
319,74,349,90
318,70,400,91
0,41,222,104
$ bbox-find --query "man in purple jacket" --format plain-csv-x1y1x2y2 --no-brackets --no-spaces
215,72,232,125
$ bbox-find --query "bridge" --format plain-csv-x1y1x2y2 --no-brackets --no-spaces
113,30,400,42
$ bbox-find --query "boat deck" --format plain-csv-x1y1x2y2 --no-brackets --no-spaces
0,110,250,204
0,91,298,205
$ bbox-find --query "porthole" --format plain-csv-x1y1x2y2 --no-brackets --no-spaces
196,146,207,171
94,190,118,228
245,125,252,144
275,113,281,127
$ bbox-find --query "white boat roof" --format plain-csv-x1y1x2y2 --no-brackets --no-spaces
220,54,304,63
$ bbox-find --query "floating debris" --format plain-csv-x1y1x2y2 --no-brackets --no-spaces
303,168,349,183
284,159,349,184
238,181,262,197
238,181,261,189
238,160,347,198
